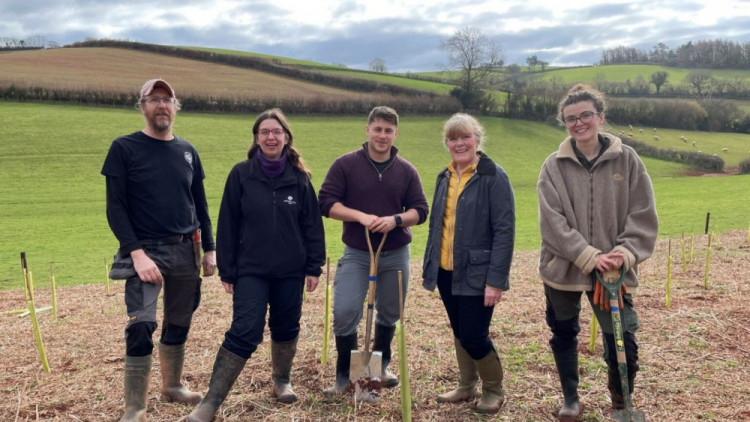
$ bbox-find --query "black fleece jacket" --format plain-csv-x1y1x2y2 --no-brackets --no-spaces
216,157,326,284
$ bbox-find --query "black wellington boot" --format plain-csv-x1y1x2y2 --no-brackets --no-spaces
373,323,398,388
323,334,357,396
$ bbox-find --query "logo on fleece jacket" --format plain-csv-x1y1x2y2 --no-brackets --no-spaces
283,195,296,205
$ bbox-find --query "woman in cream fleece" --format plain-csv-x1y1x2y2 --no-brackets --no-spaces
537,84,658,421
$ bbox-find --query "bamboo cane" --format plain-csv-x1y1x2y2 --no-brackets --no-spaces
321,257,331,365
21,253,50,373
666,252,673,309
703,233,713,289
689,228,695,263
680,232,687,273
50,263,58,319
397,271,411,422
104,258,111,296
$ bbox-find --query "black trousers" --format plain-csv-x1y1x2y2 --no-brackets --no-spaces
436,268,495,360
222,275,304,359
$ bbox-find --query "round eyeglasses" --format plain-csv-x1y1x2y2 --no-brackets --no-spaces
564,111,600,126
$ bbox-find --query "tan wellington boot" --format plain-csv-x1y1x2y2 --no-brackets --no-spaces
474,348,505,414
437,338,479,403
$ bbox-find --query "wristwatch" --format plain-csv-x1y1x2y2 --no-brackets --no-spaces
394,214,403,227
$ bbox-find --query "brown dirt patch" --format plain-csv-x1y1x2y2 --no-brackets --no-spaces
2,231,749,421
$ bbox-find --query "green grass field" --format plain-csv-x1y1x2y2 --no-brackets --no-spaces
607,123,750,168
539,64,750,84
1,101,748,290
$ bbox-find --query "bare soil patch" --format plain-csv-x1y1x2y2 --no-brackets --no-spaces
2,231,749,421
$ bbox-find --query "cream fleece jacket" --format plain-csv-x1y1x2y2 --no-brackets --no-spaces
536,133,658,294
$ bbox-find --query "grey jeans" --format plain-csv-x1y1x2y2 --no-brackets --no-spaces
332,244,410,336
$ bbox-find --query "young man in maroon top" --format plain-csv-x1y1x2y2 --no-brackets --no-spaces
318,106,429,395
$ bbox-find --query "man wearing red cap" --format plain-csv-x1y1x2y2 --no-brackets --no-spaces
102,79,217,421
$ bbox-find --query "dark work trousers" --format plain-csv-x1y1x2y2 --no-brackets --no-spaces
221,275,304,359
544,284,640,377
436,268,495,360
124,235,201,357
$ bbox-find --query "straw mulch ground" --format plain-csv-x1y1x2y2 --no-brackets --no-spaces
1,231,749,421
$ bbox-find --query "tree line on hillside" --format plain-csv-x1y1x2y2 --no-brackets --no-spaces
0,35,59,50
599,40,750,69
0,84,459,116
438,28,750,135
496,76,750,133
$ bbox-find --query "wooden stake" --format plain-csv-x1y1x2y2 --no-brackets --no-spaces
50,263,58,319
21,253,50,373
321,256,331,365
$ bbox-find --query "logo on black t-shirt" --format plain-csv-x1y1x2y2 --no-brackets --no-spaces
283,195,296,205
184,152,193,165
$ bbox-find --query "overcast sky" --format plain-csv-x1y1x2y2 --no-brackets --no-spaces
2,0,749,72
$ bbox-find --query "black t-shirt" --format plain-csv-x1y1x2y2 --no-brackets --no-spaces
102,131,214,254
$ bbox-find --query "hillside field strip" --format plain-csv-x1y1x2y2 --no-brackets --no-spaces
0,48,371,100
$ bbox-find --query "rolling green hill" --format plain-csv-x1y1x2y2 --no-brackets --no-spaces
1,101,748,289
537,64,750,84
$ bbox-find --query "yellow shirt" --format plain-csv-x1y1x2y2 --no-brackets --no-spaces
440,160,478,270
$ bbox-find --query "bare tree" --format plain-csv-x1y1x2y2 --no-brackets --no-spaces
369,57,387,73
440,26,503,109
25,35,47,48
684,70,715,98
525,55,538,70
650,71,669,95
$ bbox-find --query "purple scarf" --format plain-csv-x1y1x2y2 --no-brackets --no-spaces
257,151,287,178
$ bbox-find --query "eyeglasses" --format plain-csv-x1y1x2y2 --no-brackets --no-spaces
259,129,285,137
563,111,600,125
143,97,176,106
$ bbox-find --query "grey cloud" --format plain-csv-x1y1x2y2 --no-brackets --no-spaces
2,1,750,71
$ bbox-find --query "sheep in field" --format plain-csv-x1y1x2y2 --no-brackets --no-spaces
653,135,660,141
722,147,728,153
692,141,696,147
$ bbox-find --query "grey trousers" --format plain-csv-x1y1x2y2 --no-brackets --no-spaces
332,245,410,336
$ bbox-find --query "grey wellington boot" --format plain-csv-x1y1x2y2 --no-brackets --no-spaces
119,355,152,422
159,342,202,405
186,347,247,422
271,337,299,404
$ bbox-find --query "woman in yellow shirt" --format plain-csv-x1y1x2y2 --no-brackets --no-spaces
422,113,515,414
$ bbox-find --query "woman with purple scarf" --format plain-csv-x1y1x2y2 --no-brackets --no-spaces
187,109,326,421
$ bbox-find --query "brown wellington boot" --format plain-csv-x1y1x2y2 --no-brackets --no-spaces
437,338,479,403
159,342,202,405
474,348,505,414
271,337,299,404
119,355,152,422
